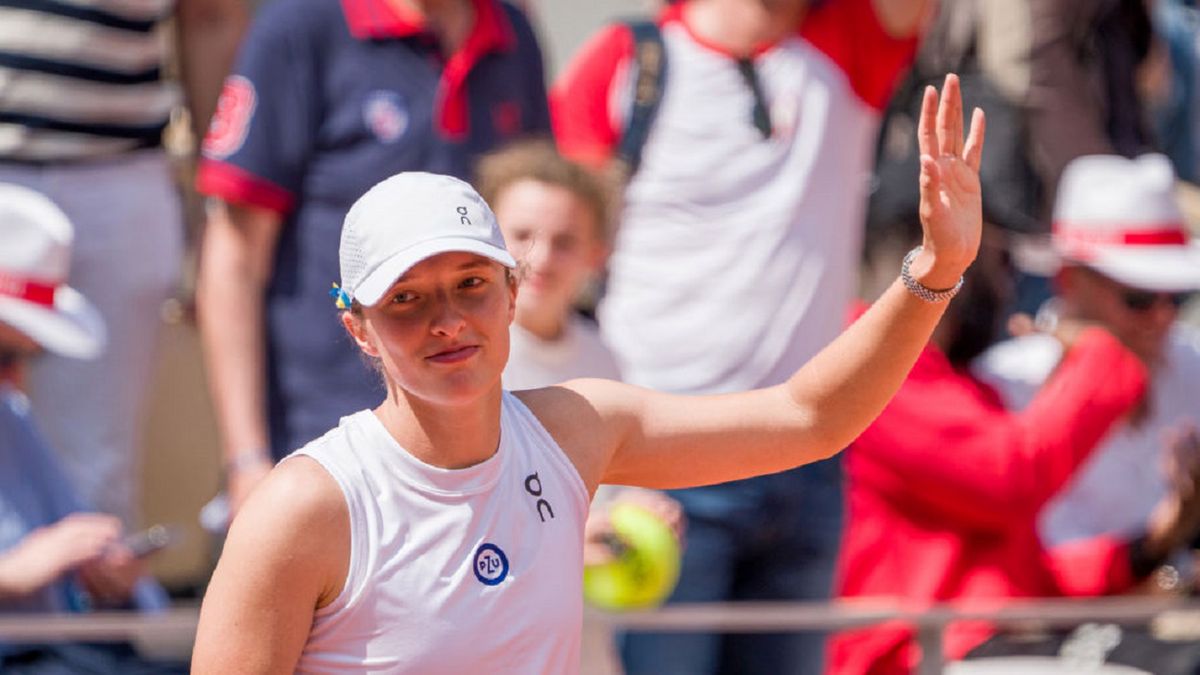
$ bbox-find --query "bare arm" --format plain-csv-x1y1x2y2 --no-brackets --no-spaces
192,458,348,673
175,0,249,137
871,0,935,39
196,201,282,513
532,76,986,493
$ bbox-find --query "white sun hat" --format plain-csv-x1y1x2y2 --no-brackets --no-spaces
0,183,105,359
338,172,516,307
1052,153,1200,291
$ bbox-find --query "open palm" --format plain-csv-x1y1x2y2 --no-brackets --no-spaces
916,74,986,284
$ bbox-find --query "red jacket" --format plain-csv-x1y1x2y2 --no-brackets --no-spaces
828,328,1148,674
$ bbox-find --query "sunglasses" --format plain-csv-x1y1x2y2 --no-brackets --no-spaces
1119,289,1193,312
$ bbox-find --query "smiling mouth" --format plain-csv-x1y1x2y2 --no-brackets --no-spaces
426,345,480,364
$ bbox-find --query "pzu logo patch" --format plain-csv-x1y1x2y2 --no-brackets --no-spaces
473,543,509,586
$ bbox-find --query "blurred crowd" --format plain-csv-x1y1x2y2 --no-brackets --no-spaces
2,0,1200,673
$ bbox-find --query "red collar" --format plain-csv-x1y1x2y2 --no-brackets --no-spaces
340,0,516,139
341,0,515,50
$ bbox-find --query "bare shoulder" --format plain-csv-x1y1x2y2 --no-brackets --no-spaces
224,456,349,606
514,379,639,494
194,457,350,672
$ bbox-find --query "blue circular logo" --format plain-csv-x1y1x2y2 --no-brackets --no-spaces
473,543,509,586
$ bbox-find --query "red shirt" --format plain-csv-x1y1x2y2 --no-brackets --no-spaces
829,328,1148,674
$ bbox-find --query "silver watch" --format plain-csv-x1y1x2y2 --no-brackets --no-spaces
901,246,963,303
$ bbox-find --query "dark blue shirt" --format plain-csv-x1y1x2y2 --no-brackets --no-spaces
197,0,550,458
0,388,86,656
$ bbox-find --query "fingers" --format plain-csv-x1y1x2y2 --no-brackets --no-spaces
917,85,939,159
918,154,942,215
936,73,963,157
963,107,986,172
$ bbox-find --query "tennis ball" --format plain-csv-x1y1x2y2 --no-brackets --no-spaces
582,502,682,611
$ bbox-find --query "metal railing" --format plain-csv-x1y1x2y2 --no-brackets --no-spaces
5,597,1200,673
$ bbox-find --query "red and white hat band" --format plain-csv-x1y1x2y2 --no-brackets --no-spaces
1053,223,1190,250
0,271,57,307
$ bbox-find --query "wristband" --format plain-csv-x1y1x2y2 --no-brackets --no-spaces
901,246,964,303
224,449,272,474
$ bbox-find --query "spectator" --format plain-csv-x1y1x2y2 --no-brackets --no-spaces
195,0,551,518
0,184,182,674
830,215,1200,675
976,154,1200,565
0,0,247,527
476,140,619,389
552,0,927,671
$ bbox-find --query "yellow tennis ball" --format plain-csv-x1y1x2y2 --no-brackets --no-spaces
582,502,682,611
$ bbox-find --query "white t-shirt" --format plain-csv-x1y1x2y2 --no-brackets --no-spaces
597,23,881,394
553,1,914,395
289,392,589,674
975,327,1200,545
502,315,621,390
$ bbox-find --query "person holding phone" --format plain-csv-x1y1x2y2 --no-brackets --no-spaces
0,184,182,673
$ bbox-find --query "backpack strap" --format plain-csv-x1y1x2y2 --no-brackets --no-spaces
615,20,668,177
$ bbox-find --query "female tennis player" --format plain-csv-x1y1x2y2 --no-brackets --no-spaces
192,75,985,674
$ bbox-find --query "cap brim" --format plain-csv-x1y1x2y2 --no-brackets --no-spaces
0,285,107,359
352,237,517,307
1078,242,1200,291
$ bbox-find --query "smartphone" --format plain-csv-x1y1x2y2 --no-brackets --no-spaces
122,524,180,558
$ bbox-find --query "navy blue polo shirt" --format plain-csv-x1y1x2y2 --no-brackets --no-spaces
197,0,550,459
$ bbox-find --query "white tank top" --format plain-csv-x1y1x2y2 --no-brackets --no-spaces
289,391,589,674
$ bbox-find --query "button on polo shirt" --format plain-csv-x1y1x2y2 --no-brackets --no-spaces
197,0,550,459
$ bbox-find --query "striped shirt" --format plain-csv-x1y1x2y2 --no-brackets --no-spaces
0,0,177,162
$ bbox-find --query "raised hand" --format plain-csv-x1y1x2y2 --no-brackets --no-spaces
911,74,986,290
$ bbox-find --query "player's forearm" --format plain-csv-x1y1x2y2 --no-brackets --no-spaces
782,276,950,458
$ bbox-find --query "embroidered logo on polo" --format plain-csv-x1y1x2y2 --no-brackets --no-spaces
473,543,509,586
204,76,256,159
363,90,409,144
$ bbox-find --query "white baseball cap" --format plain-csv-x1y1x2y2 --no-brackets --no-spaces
339,172,516,307
1052,154,1200,291
0,183,106,358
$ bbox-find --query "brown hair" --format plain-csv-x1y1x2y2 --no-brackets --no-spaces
474,139,616,244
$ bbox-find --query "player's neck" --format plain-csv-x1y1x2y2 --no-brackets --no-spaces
684,0,806,57
376,385,505,470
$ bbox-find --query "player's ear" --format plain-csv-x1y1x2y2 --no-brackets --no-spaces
341,309,380,358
